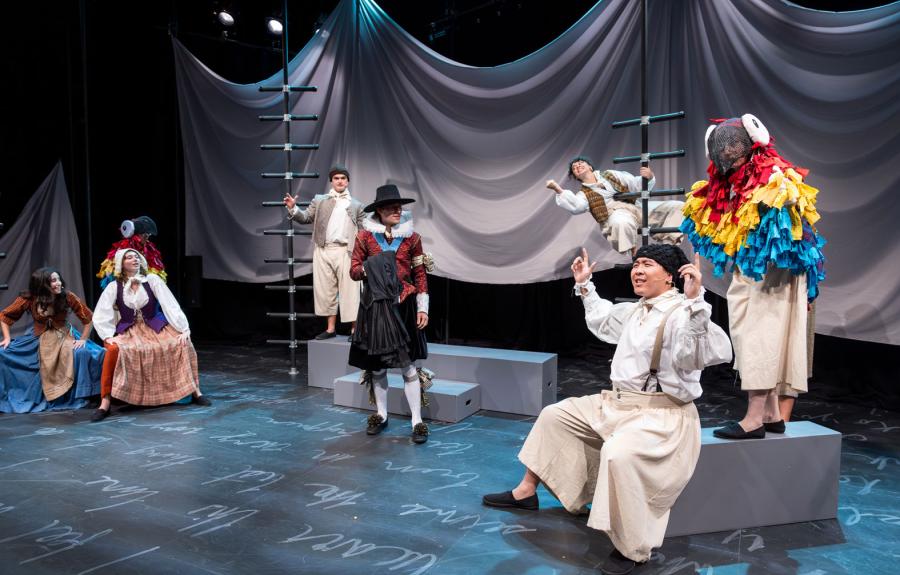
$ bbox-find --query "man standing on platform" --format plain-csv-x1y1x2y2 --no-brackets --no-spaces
483,244,732,575
284,165,366,339
546,156,684,256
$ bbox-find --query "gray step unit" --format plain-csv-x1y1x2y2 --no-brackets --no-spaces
333,371,480,423
309,336,557,416
667,421,841,537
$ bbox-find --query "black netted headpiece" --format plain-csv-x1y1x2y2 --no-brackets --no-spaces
708,118,753,175
634,244,690,291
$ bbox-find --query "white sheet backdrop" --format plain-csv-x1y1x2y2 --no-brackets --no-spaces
173,0,900,344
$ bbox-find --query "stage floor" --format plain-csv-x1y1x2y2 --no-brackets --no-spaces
0,342,896,574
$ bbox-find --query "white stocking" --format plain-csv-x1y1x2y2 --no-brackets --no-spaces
402,364,422,427
372,369,389,420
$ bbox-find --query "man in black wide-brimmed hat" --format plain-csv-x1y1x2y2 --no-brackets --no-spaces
347,184,434,444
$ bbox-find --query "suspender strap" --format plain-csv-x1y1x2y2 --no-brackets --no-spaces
642,303,682,392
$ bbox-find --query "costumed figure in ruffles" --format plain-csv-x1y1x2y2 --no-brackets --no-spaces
348,184,434,444
89,248,211,422
96,216,166,289
680,114,826,439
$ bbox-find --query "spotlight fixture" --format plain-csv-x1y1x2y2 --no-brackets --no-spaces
217,10,235,27
267,17,283,35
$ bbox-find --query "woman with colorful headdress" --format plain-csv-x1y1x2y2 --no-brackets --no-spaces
90,248,210,421
680,114,825,439
96,216,166,289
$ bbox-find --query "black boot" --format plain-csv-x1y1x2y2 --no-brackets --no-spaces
366,414,388,435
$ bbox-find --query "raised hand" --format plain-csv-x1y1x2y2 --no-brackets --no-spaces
546,179,563,195
571,247,597,285
679,253,703,299
283,192,297,210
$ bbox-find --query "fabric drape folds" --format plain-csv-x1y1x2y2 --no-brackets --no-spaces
173,0,900,344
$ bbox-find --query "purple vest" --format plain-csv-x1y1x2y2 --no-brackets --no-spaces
115,281,169,335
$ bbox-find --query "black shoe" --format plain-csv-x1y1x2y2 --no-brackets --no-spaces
192,395,212,407
366,414,388,435
764,419,785,433
713,422,765,440
315,330,337,340
411,422,429,444
600,549,642,575
90,408,110,422
482,490,539,511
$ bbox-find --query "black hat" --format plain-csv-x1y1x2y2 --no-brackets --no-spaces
363,184,415,213
633,244,690,291
120,215,158,238
328,165,350,180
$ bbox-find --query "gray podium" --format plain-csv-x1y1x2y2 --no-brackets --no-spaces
309,337,557,416
333,372,481,423
666,421,841,536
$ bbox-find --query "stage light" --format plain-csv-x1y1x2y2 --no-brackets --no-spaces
267,18,283,35
217,10,235,27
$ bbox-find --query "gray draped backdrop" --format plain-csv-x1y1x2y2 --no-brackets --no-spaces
173,0,900,345
0,162,87,338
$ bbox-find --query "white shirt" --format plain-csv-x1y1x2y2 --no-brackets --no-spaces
92,274,190,340
578,281,732,402
556,169,656,214
325,191,352,245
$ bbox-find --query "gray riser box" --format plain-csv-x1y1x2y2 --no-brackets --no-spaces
333,371,480,423
666,421,841,537
308,336,557,416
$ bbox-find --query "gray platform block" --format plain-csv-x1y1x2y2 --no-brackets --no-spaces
666,421,841,537
333,371,480,423
308,337,557,416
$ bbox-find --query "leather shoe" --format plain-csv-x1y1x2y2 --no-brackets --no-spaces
192,395,212,407
411,422,429,444
713,422,765,440
366,414,388,435
764,420,785,433
482,490,539,511
90,408,110,422
314,330,337,340
600,549,644,575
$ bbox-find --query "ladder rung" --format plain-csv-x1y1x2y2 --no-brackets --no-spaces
262,201,310,207
263,229,313,236
260,144,320,150
647,226,682,234
613,150,685,164
266,339,309,347
266,312,317,319
0,284,8,290
611,111,685,129
261,172,319,179
265,285,314,292
258,85,317,92
264,258,313,264
258,114,318,122
613,188,685,201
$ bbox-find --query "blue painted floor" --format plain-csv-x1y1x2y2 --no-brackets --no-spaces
0,342,895,574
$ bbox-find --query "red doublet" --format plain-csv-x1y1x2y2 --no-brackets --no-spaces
350,231,428,304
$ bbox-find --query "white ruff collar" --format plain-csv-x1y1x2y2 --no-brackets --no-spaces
363,211,414,238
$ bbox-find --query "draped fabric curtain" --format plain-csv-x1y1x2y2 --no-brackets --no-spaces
173,0,900,344
0,162,87,338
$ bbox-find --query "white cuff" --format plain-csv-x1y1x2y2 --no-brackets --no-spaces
288,205,299,216
416,293,429,314
574,279,596,297
683,287,707,311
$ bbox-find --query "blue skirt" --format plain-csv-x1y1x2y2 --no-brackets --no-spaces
0,327,105,413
